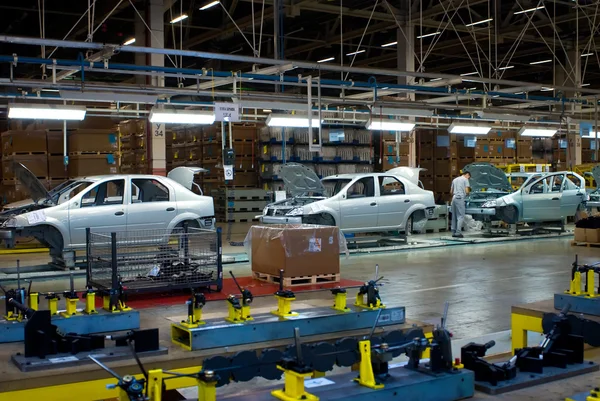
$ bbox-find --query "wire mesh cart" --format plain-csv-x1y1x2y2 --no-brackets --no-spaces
86,226,223,294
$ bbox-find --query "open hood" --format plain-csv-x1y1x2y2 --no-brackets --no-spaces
593,165,600,189
281,163,325,196
387,167,424,186
167,166,207,191
14,162,51,203
462,162,512,193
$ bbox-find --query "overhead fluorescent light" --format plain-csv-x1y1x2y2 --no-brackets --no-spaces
317,57,335,63
448,122,491,135
514,5,545,14
381,41,398,48
460,71,478,76
462,79,479,83
582,53,594,57
498,65,514,70
530,59,552,65
514,91,524,95
150,108,215,125
200,1,220,10
266,114,321,128
417,31,441,39
430,78,443,82
8,104,86,120
346,50,365,56
581,131,599,138
518,126,557,137
123,38,136,46
467,87,477,90
170,14,188,23
540,87,554,92
366,118,415,132
581,83,591,87
262,109,272,113
465,18,493,27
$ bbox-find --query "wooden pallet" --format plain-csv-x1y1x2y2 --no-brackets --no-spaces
252,271,340,287
68,151,116,155
3,151,47,156
571,241,600,248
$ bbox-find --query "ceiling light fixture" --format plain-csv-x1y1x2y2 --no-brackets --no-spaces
266,114,321,128
170,14,188,23
582,53,594,57
581,83,591,87
381,41,398,48
123,38,136,46
460,71,478,76
317,57,335,63
200,1,220,10
262,109,272,113
8,104,87,120
462,79,479,83
540,87,554,92
498,65,514,70
448,122,491,135
465,18,493,27
150,108,215,124
514,5,545,14
346,50,366,56
417,31,441,39
518,126,558,137
430,78,443,82
529,59,552,65
366,118,415,132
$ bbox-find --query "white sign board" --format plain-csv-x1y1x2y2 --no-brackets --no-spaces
215,103,240,122
223,165,234,181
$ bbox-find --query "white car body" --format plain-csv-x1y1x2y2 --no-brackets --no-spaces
260,163,436,233
0,164,215,262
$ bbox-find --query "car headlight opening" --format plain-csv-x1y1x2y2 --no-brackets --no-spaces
286,207,305,216
481,200,497,208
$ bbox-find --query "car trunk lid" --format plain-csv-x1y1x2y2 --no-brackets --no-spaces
281,163,325,197
167,166,208,191
386,166,425,186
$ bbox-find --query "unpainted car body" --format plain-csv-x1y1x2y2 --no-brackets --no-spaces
0,164,215,261
260,163,436,233
464,163,586,224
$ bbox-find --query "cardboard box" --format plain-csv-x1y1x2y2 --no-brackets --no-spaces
434,159,458,176
419,159,434,174
418,131,435,142
121,151,146,165
575,227,587,242
587,228,600,244
503,147,516,158
48,155,68,178
517,143,533,158
434,143,458,159
204,142,255,158
3,155,48,179
68,154,118,177
383,141,409,156
382,156,409,170
46,130,65,154
118,120,146,136
68,129,119,153
435,177,453,193
250,224,340,277
1,130,47,155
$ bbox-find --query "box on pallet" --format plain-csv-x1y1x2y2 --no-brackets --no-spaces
68,154,118,176
383,141,409,156
46,130,65,154
2,155,48,179
574,227,586,242
419,159,434,173
435,177,453,193
1,131,47,155
249,224,342,277
48,155,68,178
118,120,146,136
68,130,119,153
517,143,533,158
587,228,600,244
434,143,458,159
434,159,458,176
382,156,409,170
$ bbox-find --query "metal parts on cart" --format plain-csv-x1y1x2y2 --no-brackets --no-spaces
555,255,600,316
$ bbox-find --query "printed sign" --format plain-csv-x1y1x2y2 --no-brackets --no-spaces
152,123,165,137
223,165,234,181
27,210,46,225
215,103,240,122
308,237,322,252
581,121,593,137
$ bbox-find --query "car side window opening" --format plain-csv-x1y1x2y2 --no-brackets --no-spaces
550,175,565,192
81,179,125,207
529,177,549,194
346,177,375,199
378,176,406,196
131,179,170,203
565,174,581,190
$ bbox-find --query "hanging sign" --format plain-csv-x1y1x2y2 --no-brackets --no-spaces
223,165,234,181
215,103,240,122
580,121,593,137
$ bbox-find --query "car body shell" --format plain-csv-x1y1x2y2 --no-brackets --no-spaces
0,165,215,252
260,164,436,233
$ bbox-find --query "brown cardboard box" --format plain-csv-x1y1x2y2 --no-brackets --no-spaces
250,224,340,277
582,150,598,163
434,143,458,159
434,159,458,176
575,227,587,242
118,120,146,136
48,155,68,178
202,125,220,142
419,159,434,174
46,130,65,154
421,177,435,191
435,177,453,193
517,143,533,158
587,228,600,244
383,141,409,156
418,131,435,142
3,155,48,179
204,142,255,158
121,151,146,165
1,130,47,155
68,129,119,153
68,154,118,177
185,128,202,144
503,147,516,158
382,156,409,170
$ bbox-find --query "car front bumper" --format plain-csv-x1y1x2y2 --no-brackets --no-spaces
587,201,600,208
466,207,497,216
259,215,303,224
0,228,16,248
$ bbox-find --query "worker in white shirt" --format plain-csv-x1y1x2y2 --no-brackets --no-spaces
450,171,471,238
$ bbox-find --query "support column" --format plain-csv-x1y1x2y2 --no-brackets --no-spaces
396,15,416,167
555,49,582,168
134,8,145,85
149,0,166,176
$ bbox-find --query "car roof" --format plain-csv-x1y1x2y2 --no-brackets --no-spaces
322,173,410,179
73,174,168,181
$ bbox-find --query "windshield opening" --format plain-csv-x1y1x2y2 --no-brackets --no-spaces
50,180,94,204
322,179,352,197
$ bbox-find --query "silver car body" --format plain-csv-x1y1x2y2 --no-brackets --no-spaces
586,165,600,208
260,163,436,233
0,164,215,253
464,163,586,223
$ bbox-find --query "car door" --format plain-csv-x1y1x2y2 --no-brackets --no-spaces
561,173,585,217
67,178,127,247
521,176,560,222
339,176,378,231
126,177,179,231
376,176,408,228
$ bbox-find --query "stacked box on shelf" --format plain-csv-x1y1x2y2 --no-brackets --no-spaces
119,120,148,175
213,188,270,223
67,128,119,176
516,137,533,164
581,138,598,163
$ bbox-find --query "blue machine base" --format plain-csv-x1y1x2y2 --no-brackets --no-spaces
172,306,405,351
0,310,140,343
555,293,600,316
475,361,599,395
222,365,474,401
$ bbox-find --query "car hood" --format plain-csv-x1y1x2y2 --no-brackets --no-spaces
14,163,51,203
281,163,325,197
386,167,425,186
462,162,512,193
167,166,208,191
593,165,600,188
